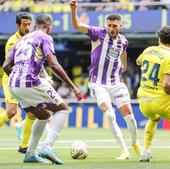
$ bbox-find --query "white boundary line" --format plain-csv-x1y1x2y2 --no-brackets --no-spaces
1,146,170,150
1,139,168,143
1,139,170,149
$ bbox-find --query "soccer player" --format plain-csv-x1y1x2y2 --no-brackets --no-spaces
0,13,35,153
70,0,141,160
3,14,81,164
15,66,54,141
136,25,170,162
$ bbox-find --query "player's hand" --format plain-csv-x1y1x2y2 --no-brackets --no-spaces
72,87,82,101
70,0,78,10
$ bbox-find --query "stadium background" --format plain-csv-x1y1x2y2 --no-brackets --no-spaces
0,0,170,129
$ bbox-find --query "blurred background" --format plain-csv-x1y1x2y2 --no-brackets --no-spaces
0,0,170,129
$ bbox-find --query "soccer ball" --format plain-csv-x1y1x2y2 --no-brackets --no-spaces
69,140,88,159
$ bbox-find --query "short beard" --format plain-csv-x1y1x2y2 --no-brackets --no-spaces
108,33,118,39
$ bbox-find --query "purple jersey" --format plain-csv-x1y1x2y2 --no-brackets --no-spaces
87,26,128,86
8,30,55,87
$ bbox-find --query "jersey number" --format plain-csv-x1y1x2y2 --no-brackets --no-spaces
141,60,160,86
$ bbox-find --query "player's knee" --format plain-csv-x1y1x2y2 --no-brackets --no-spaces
36,113,51,120
65,105,71,112
6,104,18,118
99,103,110,113
27,112,36,120
119,104,133,116
36,109,51,120
59,102,70,111
150,116,160,122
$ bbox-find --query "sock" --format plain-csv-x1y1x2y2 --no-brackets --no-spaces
15,120,24,128
144,119,158,150
21,115,35,148
26,119,47,156
124,114,138,144
0,112,9,127
43,110,68,151
105,109,128,152
45,122,50,134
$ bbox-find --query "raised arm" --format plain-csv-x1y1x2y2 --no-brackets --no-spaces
70,0,89,33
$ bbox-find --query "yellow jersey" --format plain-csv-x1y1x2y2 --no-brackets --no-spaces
2,32,22,104
3,32,22,81
137,45,170,98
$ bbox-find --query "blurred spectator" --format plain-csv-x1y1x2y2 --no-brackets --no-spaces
0,0,167,12
57,83,70,99
95,0,118,11
77,79,89,99
160,0,170,9
138,0,159,11
118,0,135,11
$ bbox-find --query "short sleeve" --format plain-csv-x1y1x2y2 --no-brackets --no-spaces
137,47,150,64
137,52,144,65
41,35,55,58
87,26,104,41
123,41,128,51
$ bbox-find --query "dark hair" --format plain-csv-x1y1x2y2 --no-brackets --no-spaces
36,14,52,26
16,13,32,25
107,13,121,21
157,26,170,44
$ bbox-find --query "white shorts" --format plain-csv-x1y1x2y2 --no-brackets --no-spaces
88,82,131,109
9,78,63,110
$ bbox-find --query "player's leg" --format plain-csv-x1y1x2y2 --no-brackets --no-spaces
44,118,51,133
24,108,50,163
0,77,18,126
110,83,141,157
18,112,36,153
139,100,160,161
9,86,51,163
37,80,70,164
39,102,69,165
0,112,10,126
0,111,10,127
2,78,36,154
88,82,130,160
0,103,18,127
120,105,142,157
140,119,159,162
15,120,24,140
15,79,68,164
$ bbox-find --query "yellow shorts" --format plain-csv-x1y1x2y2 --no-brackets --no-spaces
2,75,18,104
139,98,170,121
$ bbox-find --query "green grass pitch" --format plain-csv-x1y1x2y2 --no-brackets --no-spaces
0,127,170,169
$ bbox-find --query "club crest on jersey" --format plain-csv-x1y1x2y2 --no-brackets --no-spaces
106,47,120,61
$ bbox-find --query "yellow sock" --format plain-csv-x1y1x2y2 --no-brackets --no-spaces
0,112,10,127
144,119,158,150
21,115,35,148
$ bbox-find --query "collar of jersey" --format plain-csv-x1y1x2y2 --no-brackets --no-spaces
159,44,170,51
16,31,22,39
